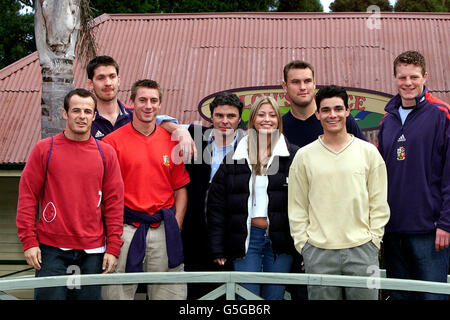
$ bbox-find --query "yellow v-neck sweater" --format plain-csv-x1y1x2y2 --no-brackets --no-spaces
288,136,390,253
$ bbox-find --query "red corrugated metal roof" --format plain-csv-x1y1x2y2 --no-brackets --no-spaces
1,12,449,164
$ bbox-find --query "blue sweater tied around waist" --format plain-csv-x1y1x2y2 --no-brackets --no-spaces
124,205,183,272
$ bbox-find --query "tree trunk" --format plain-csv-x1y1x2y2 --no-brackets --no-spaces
35,0,81,138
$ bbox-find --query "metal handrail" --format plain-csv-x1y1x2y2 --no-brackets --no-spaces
0,267,33,278
0,271,449,300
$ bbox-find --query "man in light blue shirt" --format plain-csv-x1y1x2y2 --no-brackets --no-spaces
182,92,245,299
209,131,239,181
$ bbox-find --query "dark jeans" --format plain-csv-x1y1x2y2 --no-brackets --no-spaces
383,232,450,300
233,225,293,300
35,244,104,300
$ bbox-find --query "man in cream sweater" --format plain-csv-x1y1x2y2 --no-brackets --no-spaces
287,85,390,300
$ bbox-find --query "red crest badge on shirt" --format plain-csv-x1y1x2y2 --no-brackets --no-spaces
163,155,170,166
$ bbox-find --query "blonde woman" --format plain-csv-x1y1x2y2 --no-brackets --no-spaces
207,96,298,300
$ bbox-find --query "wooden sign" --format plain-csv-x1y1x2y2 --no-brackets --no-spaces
198,85,393,130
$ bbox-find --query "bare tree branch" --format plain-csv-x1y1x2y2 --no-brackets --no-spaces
76,0,97,67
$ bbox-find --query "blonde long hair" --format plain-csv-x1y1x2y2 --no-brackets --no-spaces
247,96,283,175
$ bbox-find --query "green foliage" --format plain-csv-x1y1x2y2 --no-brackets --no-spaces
394,0,448,12
0,0,35,69
329,0,393,12
277,0,323,12
172,0,276,12
90,0,160,15
90,0,276,15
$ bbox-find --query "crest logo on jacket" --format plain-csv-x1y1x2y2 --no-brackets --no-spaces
397,146,406,161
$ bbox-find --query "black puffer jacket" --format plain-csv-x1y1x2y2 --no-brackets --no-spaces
182,125,244,268
206,135,299,261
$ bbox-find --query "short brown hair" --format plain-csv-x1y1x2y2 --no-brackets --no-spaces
209,92,244,117
130,79,162,102
64,88,97,113
315,85,348,112
86,55,119,80
393,51,426,76
283,60,315,82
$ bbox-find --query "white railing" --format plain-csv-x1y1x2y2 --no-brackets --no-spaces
1,271,449,300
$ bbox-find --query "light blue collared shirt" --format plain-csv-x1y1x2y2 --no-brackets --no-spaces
209,133,239,182
398,106,413,125
156,115,178,125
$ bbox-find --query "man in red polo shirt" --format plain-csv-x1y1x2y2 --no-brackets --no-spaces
102,79,190,300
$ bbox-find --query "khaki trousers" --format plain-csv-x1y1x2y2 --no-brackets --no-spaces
302,241,379,300
102,222,186,300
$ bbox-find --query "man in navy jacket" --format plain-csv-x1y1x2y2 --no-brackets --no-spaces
86,56,195,161
378,50,450,300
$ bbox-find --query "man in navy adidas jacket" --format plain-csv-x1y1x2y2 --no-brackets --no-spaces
378,51,450,300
